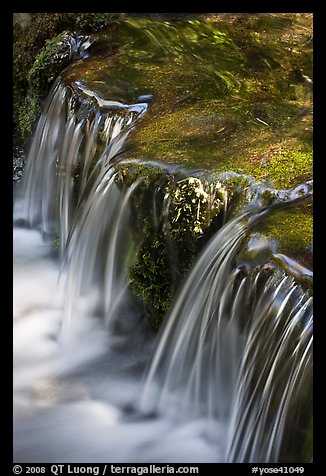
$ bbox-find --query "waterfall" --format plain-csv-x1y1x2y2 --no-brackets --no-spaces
140,198,313,463
13,74,312,463
14,77,148,335
61,168,142,336
225,271,312,462
14,77,148,248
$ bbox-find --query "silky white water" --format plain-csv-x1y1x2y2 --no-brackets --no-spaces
13,226,223,463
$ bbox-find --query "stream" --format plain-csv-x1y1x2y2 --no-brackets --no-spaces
13,17,313,464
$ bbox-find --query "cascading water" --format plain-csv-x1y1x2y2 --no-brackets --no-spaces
14,76,148,334
14,78,147,245
140,199,313,463
13,61,312,464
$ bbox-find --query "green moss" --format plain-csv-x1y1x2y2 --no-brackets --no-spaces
114,162,227,328
254,149,313,188
13,13,120,145
130,229,174,328
255,206,312,259
114,161,166,189
113,162,172,327
131,93,312,175
17,93,41,139
14,32,71,139
122,14,312,176
28,32,72,94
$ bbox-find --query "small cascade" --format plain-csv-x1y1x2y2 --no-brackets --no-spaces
14,76,149,338
140,211,251,419
14,79,67,235
61,168,141,336
225,270,312,462
14,77,148,251
140,194,313,462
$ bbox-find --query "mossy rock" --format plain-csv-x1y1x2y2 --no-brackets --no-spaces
237,197,312,286
15,14,312,179
121,14,313,182
114,161,228,328
259,204,312,255
13,13,120,145
15,31,89,140
28,32,76,95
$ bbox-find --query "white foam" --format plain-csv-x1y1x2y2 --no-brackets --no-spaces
13,227,222,463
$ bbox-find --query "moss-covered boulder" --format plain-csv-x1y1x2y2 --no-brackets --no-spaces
114,162,229,328
124,14,312,186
